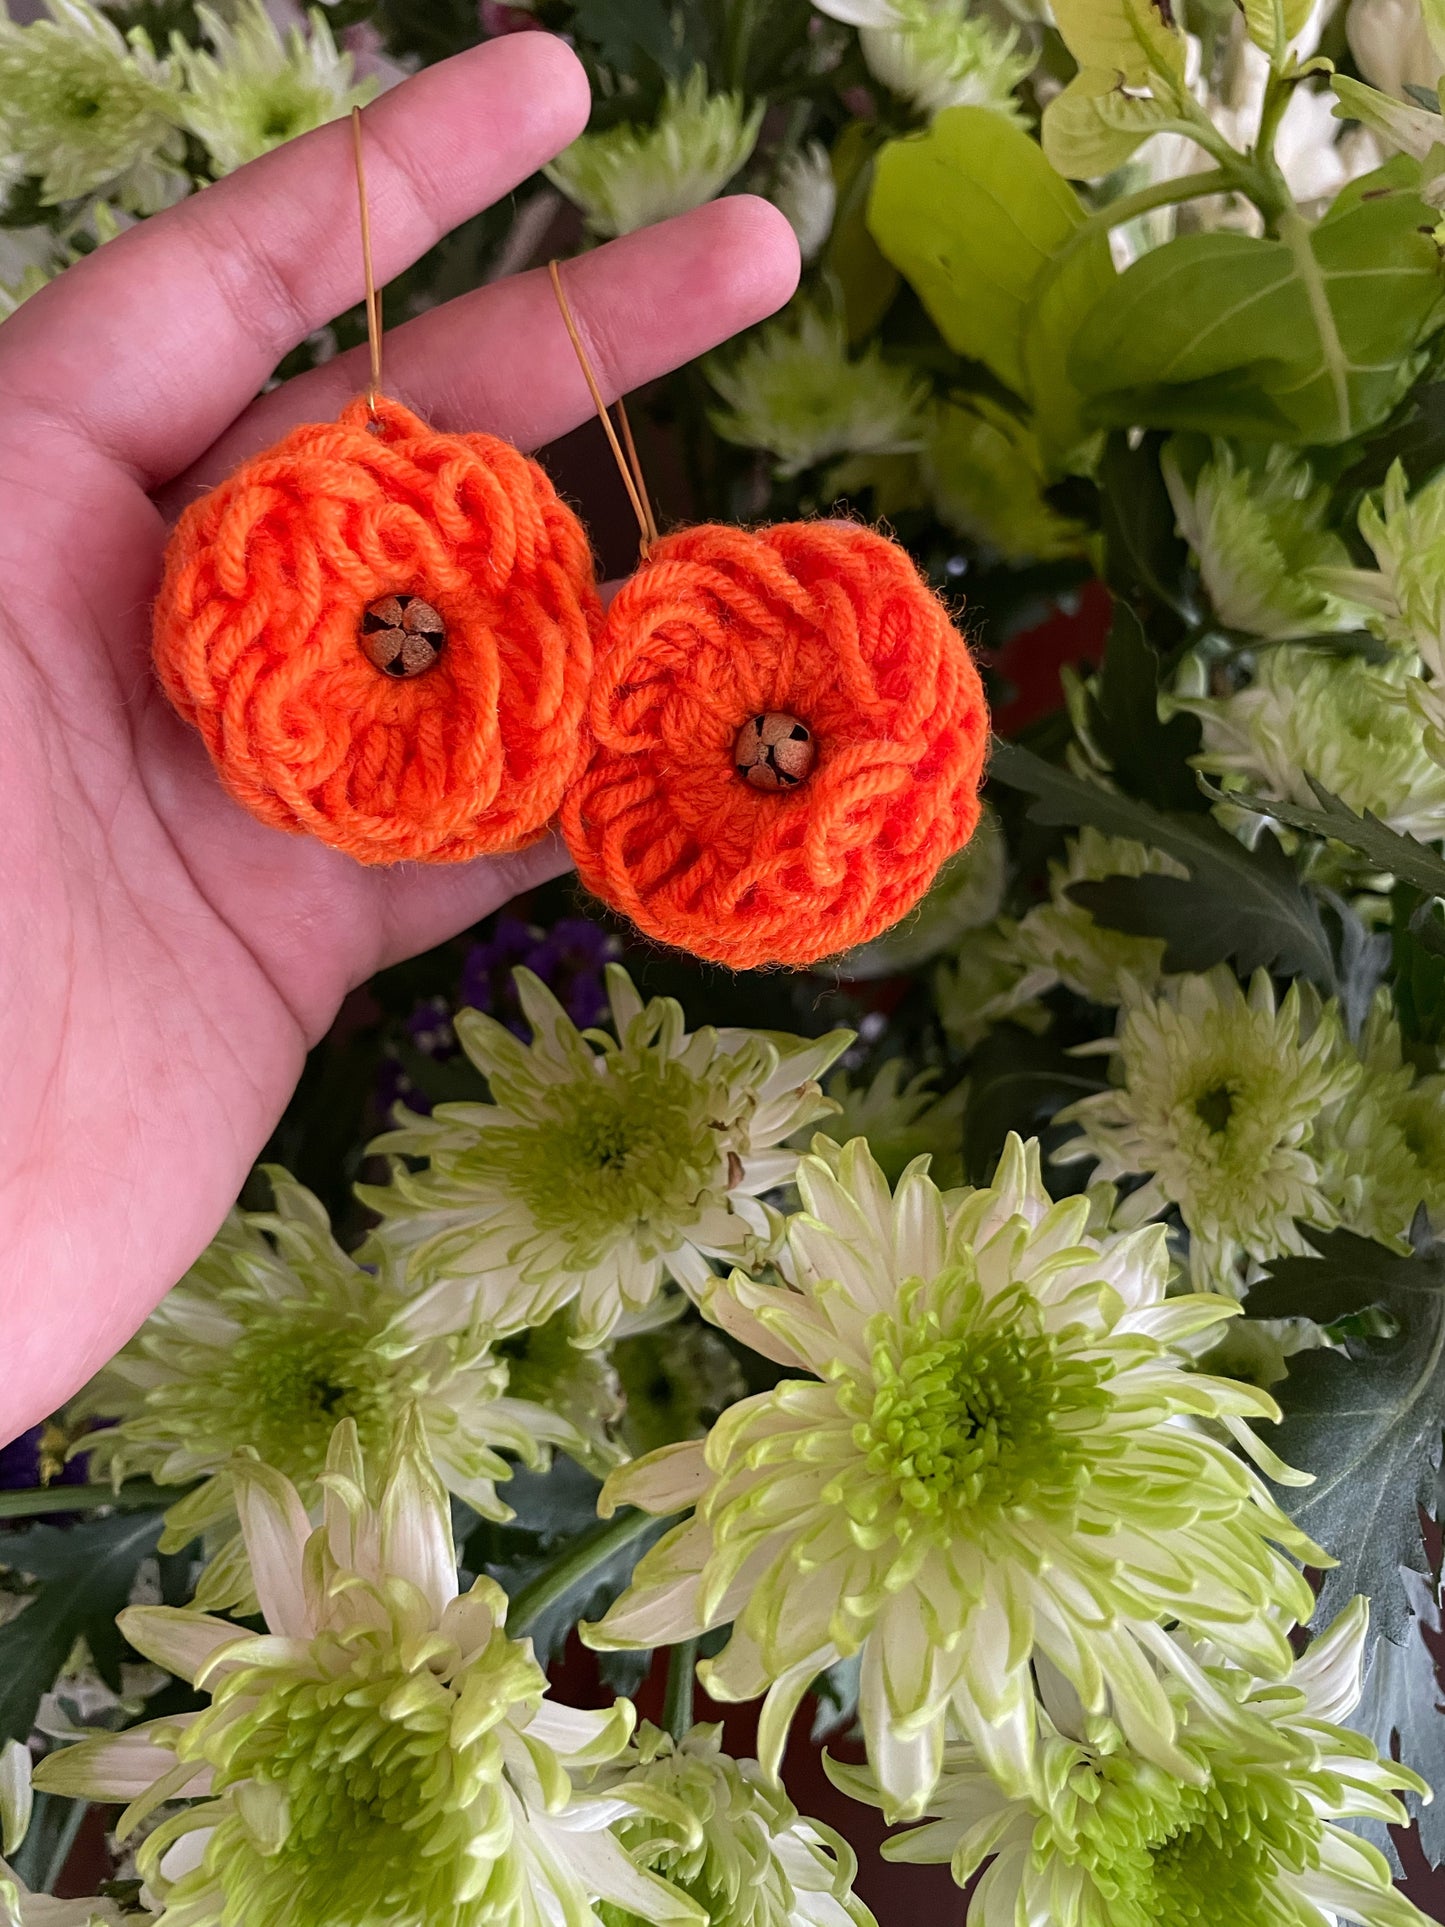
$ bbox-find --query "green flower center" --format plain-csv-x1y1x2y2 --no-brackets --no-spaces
202,1315,395,1484
489,1055,728,1258
198,1641,508,1927
1193,1082,1236,1134
844,1277,1109,1529
1065,1759,1315,1927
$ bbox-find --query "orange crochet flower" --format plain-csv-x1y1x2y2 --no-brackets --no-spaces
153,395,600,865
561,521,988,969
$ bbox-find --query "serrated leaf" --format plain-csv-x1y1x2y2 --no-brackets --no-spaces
1393,890,1445,1053
1221,776,1445,900
1069,179,1445,446
868,108,1107,403
0,1511,164,1743
1246,1230,1445,1640
1349,1568,1445,1871
989,741,1339,988
1083,602,1206,812
962,1025,1109,1184
464,1459,665,1676
1096,430,1198,624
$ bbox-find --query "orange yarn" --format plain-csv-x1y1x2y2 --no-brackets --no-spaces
561,521,989,970
153,395,600,865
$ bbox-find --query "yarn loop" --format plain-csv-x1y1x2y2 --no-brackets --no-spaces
153,395,600,864
562,521,988,969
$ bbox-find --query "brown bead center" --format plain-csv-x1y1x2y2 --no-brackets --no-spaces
360,595,445,678
734,712,815,791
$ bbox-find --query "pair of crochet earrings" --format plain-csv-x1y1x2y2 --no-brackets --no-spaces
153,112,988,970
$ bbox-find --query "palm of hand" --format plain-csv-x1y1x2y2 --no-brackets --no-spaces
0,32,797,1437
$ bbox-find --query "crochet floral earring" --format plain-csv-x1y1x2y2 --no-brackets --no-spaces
549,264,989,972
151,111,600,866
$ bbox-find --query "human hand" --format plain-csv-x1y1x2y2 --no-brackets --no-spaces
0,32,799,1440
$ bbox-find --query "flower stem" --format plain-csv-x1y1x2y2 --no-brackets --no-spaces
0,1479,175,1520
663,1637,698,1742
508,1508,662,1640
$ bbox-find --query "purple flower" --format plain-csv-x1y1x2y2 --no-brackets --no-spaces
374,1051,431,1122
0,1422,88,1492
405,995,457,1062
461,914,617,1038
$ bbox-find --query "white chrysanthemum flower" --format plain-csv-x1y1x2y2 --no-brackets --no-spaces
1317,992,1445,1245
772,140,836,264
1327,461,1445,663
832,1598,1431,1927
922,396,1088,563
75,1168,594,1611
497,1309,625,1470
174,1,374,176
0,201,126,320
1347,0,1441,108
813,0,1034,118
363,967,849,1350
1163,440,1367,641
1178,644,1445,838
587,1135,1318,1819
1010,828,1189,1009
839,806,1006,980
800,1061,967,1187
1324,462,1445,764
594,1722,875,1927
1057,967,1361,1288
615,1321,747,1459
705,301,929,479
1,1740,130,1925
0,0,184,211
933,920,1052,1051
36,1417,700,1927
545,69,763,238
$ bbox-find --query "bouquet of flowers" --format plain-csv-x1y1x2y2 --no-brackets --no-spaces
5,0,1445,1921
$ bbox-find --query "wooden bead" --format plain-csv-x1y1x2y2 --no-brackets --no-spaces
734,712,815,791
360,594,445,678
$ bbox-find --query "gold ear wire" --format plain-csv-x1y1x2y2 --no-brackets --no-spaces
549,259,658,560
351,106,383,418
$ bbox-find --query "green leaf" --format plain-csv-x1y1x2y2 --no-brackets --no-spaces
1335,378,1445,504
0,1511,164,1744
464,1459,665,1693
1050,0,1185,87
1238,0,1313,63
1219,776,1445,899
962,1024,1109,1185
569,0,699,77
1349,1569,1445,1869
1331,76,1444,171
1042,67,1188,180
1021,224,1118,466
825,123,901,345
1393,889,1445,1054
1247,1229,1445,1640
923,396,1088,562
989,741,1339,987
1095,430,1198,626
868,108,1111,408
1069,185,1445,446
1081,602,1207,812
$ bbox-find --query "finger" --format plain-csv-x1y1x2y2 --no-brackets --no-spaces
159,195,802,511
0,33,591,489
369,833,575,977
